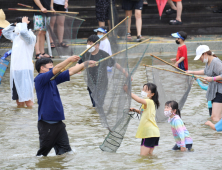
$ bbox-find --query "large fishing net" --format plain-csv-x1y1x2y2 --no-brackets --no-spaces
46,13,84,57
145,56,194,122
83,18,151,152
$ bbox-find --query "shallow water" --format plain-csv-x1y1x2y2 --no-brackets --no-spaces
0,56,222,170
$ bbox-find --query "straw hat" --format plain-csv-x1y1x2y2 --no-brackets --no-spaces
0,9,10,28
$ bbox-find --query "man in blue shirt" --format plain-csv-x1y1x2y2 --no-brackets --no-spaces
34,56,96,156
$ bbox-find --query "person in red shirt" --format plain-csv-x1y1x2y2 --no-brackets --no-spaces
170,31,188,71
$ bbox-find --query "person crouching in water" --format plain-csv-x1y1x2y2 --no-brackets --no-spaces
126,83,160,156
164,100,193,151
2,16,36,108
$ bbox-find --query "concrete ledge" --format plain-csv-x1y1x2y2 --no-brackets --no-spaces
1,35,222,59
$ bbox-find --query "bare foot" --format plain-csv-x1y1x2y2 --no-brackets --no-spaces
205,121,212,126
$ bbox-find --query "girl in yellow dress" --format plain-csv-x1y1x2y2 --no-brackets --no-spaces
126,83,160,156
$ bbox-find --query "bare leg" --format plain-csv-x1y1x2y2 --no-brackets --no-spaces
16,100,25,108
135,9,142,36
149,147,155,155
125,10,132,33
205,121,216,130
98,21,105,27
140,145,154,156
25,100,33,109
167,0,177,10
176,1,182,22
49,15,56,43
39,31,46,54
56,15,65,43
35,31,41,55
211,103,222,122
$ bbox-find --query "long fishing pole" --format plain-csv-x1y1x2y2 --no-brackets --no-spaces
50,16,129,80
16,3,85,21
150,54,222,84
17,3,33,9
8,8,79,14
86,38,152,68
144,64,206,81
151,54,187,73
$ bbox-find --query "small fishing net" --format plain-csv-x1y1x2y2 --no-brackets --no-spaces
0,59,9,84
46,13,84,57
82,18,151,151
146,56,194,122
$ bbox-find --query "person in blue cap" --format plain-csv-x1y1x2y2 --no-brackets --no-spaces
94,27,112,56
170,31,188,71
94,27,113,73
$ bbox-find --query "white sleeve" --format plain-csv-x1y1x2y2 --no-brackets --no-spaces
18,23,36,45
2,24,17,41
103,40,112,56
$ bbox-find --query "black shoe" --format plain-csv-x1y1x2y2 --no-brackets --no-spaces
169,20,183,25
137,35,143,42
166,9,176,15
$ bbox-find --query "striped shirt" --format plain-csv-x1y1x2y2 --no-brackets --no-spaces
169,115,193,147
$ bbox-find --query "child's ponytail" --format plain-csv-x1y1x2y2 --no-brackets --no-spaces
144,83,160,109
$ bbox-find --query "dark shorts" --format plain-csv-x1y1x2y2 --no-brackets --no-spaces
12,80,19,100
212,92,222,103
53,3,66,11
172,144,192,151
36,120,72,156
141,137,159,148
122,0,143,10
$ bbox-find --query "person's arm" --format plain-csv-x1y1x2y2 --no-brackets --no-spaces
175,57,185,67
196,78,208,91
129,108,140,114
115,63,129,78
69,60,96,76
2,24,16,41
64,0,69,9
204,61,222,82
18,17,36,45
186,70,205,75
50,0,55,11
34,0,47,13
123,85,146,105
174,119,186,151
52,55,80,75
131,93,147,105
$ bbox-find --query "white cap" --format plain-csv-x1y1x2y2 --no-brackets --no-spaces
194,45,210,60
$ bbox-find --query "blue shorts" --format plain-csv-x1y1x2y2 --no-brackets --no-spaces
215,119,222,132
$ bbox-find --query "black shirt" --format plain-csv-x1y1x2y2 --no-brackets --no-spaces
33,0,51,16
78,50,115,86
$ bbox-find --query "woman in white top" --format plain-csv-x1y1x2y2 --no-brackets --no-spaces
3,17,36,108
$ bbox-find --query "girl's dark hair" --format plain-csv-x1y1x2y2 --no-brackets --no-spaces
205,50,217,58
15,17,31,30
35,57,53,73
165,100,181,117
143,83,160,109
